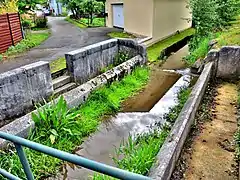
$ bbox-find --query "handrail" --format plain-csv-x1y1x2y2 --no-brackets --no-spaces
0,132,151,180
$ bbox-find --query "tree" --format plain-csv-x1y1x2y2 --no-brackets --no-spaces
17,0,48,14
82,0,103,24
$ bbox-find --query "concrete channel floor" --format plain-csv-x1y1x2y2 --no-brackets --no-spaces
53,46,192,179
0,17,121,73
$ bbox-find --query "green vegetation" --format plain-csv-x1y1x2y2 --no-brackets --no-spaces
66,17,105,28
50,57,67,73
0,32,49,60
0,67,149,179
147,28,195,62
93,87,191,179
108,32,136,39
113,128,169,175
65,17,87,28
185,16,240,65
80,17,105,27
185,0,240,65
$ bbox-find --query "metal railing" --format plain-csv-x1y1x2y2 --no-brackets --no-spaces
0,132,151,180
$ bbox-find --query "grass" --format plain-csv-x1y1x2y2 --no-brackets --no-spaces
107,32,136,39
0,32,50,60
50,57,66,73
215,16,240,48
65,17,105,28
0,67,149,179
147,28,195,62
81,17,105,27
185,16,240,65
93,87,191,179
65,17,87,28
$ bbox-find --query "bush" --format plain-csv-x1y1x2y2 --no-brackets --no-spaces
21,18,32,28
35,17,48,28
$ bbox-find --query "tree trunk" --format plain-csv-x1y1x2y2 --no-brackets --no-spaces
90,12,93,24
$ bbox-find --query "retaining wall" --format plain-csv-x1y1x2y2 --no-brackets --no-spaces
202,46,240,79
0,55,144,149
0,61,53,124
65,39,147,84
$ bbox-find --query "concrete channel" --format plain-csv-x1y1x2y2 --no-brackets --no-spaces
55,45,197,179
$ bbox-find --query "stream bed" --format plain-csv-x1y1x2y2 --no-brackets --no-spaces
54,45,197,180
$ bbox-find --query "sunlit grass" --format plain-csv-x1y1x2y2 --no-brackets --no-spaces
147,28,195,62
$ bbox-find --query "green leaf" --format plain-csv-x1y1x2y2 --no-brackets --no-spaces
49,134,56,144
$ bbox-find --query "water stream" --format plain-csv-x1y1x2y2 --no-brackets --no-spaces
53,45,197,180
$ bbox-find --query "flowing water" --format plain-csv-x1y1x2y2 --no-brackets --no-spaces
53,45,197,180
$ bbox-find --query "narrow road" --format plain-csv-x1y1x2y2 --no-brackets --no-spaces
0,17,120,73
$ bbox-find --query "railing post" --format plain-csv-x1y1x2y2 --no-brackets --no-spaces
14,143,34,180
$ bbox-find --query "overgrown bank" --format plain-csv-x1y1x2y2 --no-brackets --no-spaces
0,67,149,179
93,87,192,179
185,0,240,65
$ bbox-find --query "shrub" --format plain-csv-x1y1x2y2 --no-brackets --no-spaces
21,18,32,28
35,17,48,28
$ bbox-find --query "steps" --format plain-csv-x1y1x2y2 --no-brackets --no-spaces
52,75,77,96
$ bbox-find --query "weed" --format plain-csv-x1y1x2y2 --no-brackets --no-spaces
100,64,114,74
113,51,130,66
164,88,192,125
184,36,211,65
113,128,169,175
0,67,149,179
107,87,191,177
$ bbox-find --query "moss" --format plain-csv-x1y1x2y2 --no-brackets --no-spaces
107,32,136,39
147,28,195,62
50,57,66,73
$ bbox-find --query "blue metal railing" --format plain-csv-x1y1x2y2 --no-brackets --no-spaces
0,132,151,180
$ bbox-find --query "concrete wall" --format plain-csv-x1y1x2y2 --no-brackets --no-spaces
216,46,240,79
65,39,147,84
0,61,53,123
151,0,192,45
106,0,191,44
124,0,153,37
0,55,145,149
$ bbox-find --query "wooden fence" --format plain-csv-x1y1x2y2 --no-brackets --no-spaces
0,13,23,53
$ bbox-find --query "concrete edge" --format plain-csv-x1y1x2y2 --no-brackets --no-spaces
0,55,145,150
148,62,214,180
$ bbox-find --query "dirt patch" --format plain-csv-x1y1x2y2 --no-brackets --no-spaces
172,82,238,180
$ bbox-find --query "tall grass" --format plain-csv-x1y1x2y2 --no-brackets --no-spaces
93,87,191,179
0,67,149,179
